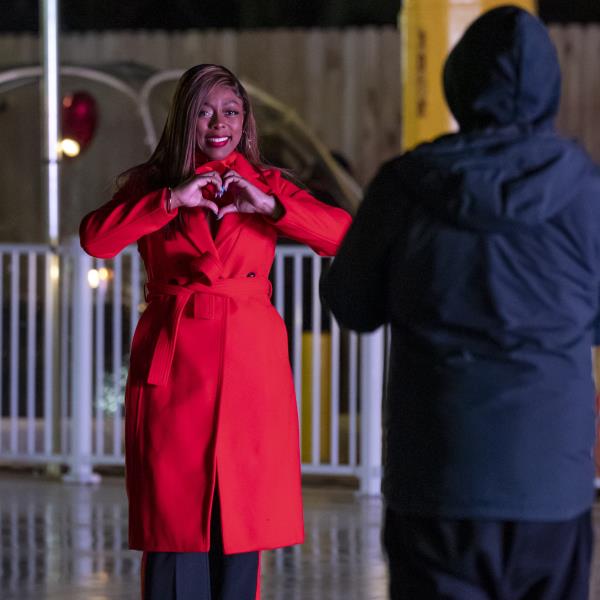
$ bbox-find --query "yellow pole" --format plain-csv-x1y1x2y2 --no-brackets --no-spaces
401,0,537,151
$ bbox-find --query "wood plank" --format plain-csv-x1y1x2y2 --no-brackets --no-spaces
552,24,584,141
357,28,381,184
548,26,568,135
167,30,197,69
379,27,402,167
580,26,600,162
16,33,39,66
202,30,224,65
266,28,297,109
96,31,123,64
69,31,105,65
320,29,345,158
236,29,271,89
303,28,325,143
148,31,171,70
217,29,238,73
341,28,360,181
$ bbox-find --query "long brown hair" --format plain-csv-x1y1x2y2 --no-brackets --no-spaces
118,64,263,190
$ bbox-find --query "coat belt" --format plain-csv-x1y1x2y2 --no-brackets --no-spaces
145,278,272,386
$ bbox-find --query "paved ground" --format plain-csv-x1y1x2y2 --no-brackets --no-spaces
1,472,599,599
0,473,386,599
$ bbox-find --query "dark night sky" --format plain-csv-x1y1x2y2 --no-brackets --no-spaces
540,0,600,22
3,0,600,32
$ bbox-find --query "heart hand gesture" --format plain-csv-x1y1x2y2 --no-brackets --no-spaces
217,170,283,220
169,171,223,215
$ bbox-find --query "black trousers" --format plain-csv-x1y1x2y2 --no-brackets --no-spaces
142,493,259,600
383,508,593,600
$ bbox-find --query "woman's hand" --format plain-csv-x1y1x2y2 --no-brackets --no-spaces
218,170,283,220
170,172,223,215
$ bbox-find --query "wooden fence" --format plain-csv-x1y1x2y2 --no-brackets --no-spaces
0,28,401,186
550,25,600,163
0,24,598,184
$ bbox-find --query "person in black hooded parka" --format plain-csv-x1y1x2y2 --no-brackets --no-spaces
322,6,600,600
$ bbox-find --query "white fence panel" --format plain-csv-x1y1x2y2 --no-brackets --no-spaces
0,244,65,462
0,241,384,491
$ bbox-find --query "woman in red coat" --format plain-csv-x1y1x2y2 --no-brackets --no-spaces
80,64,351,599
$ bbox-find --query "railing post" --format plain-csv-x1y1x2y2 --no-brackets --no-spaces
64,237,100,484
359,328,384,495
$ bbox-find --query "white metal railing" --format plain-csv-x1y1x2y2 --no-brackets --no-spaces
0,243,59,463
0,239,383,492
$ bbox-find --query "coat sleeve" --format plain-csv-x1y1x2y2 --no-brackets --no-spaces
79,178,178,259
266,171,352,257
320,162,404,332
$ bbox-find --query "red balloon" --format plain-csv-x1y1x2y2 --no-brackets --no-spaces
61,91,98,153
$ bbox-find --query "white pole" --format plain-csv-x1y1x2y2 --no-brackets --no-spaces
359,329,384,495
41,0,60,248
64,237,100,484
41,0,62,475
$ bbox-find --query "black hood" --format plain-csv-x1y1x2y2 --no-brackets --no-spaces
443,6,561,131
394,6,597,232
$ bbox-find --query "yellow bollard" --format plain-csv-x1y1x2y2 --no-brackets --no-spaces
401,0,538,150
301,332,332,463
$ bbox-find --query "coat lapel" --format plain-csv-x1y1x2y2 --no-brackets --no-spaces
213,153,272,264
180,205,218,258
181,152,273,268
179,154,237,259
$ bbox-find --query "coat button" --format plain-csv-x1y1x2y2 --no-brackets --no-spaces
246,272,256,278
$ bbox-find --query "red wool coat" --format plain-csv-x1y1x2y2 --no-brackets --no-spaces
80,152,351,554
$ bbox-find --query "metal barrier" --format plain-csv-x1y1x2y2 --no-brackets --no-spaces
0,239,383,493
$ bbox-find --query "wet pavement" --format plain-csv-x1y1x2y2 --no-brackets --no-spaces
0,473,386,600
2,472,600,599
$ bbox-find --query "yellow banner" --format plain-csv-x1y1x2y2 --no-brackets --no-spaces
401,0,537,150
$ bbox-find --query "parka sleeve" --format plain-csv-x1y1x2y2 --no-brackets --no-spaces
79,178,179,259
266,171,352,257
320,162,404,332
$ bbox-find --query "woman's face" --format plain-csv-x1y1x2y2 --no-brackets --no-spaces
196,85,244,161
